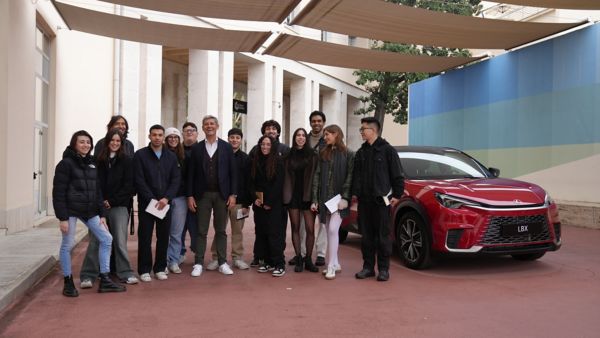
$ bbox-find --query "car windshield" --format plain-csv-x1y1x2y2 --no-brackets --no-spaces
399,151,489,179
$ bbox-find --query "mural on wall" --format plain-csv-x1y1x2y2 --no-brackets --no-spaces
408,24,600,183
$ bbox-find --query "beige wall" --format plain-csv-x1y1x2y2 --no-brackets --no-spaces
0,0,36,233
382,114,408,146
53,30,114,164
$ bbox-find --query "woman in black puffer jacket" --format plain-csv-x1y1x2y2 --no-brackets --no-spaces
52,130,125,297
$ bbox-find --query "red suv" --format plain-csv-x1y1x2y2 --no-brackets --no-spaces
341,146,562,269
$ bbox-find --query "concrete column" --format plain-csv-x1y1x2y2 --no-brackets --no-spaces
311,80,320,112
272,65,284,141
247,62,273,146
139,44,162,141
290,78,312,137
218,51,234,137
346,95,364,151
0,0,36,233
322,89,341,127
188,49,219,126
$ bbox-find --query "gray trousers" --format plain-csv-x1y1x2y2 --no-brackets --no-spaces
80,206,135,280
194,192,228,266
300,217,327,258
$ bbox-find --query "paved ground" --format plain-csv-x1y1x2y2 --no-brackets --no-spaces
0,218,599,337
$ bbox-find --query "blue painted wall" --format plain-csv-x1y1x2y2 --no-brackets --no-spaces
409,23,600,151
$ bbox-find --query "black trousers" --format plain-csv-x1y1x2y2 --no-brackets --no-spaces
357,197,392,272
137,208,171,274
253,205,285,268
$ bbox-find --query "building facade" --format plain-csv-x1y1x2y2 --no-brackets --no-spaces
0,0,367,234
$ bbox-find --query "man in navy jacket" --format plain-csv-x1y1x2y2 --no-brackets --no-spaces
134,124,181,282
187,116,237,277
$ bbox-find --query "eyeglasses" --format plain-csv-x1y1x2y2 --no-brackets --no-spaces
183,129,197,133
359,127,374,132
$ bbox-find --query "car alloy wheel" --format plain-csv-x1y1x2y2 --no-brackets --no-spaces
397,211,432,269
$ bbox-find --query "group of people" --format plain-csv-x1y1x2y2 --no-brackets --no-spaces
53,111,404,297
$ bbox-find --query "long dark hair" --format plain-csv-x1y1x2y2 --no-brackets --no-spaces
97,128,126,164
107,115,129,138
252,136,278,179
69,130,93,156
287,128,313,170
320,124,347,161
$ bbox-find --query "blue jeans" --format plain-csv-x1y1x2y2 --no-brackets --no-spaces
167,196,187,265
180,208,197,255
60,216,112,276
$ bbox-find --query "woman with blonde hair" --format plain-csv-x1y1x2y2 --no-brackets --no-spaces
311,125,354,280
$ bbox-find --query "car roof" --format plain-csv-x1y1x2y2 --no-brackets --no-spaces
393,146,461,155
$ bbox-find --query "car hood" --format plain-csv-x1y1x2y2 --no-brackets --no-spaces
412,178,546,207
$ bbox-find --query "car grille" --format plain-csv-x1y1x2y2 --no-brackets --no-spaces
481,214,551,245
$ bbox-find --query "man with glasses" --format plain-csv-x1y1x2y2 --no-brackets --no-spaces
179,122,199,263
352,117,404,282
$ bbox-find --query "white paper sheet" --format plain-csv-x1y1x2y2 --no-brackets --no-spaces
236,208,249,220
145,199,170,219
324,194,342,214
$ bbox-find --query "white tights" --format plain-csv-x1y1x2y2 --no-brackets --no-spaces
326,212,343,269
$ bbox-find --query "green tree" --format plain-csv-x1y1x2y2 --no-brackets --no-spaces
354,0,481,131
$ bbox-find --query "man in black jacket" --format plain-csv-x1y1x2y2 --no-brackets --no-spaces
206,128,251,270
352,117,404,282
179,122,199,262
187,116,237,277
134,124,181,282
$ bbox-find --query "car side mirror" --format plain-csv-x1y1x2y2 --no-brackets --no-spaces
488,167,500,178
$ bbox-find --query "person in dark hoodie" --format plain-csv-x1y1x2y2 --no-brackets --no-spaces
79,129,138,289
249,135,286,277
352,117,404,282
134,124,181,282
52,130,125,297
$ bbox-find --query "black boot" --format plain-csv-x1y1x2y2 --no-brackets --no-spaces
63,275,79,297
294,255,304,272
304,257,319,273
98,273,126,293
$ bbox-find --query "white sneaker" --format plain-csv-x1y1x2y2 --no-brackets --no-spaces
206,260,219,271
325,267,336,280
191,264,203,277
80,279,93,289
155,271,168,280
140,273,152,282
233,259,250,270
218,262,234,275
168,263,182,274
322,264,342,275
125,276,139,285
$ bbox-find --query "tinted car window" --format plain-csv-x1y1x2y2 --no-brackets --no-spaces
399,151,489,179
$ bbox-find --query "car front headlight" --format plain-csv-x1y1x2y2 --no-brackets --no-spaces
435,193,481,209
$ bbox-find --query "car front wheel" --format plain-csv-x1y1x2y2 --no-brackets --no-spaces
397,211,432,270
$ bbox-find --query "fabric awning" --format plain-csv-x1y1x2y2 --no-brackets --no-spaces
292,0,585,49
497,1,600,10
54,2,270,52
264,35,484,73
101,0,301,22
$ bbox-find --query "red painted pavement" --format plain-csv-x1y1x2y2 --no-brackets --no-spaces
1,219,599,337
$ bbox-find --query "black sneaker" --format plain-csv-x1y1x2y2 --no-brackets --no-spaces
250,258,261,267
257,264,272,273
315,256,326,266
272,267,286,277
